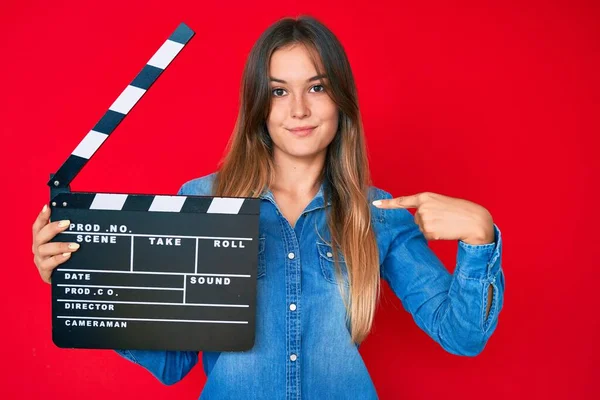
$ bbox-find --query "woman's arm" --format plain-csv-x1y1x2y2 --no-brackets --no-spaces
114,349,199,385
380,204,504,356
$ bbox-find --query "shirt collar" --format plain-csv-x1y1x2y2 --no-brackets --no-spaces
259,181,332,213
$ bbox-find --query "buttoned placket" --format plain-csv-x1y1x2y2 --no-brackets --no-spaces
274,206,302,400
260,184,331,400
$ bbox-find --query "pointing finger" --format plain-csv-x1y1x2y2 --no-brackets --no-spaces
373,194,422,209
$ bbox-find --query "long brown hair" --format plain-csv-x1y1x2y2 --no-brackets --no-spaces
213,15,380,345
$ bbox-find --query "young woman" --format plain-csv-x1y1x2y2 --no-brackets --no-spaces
32,15,504,399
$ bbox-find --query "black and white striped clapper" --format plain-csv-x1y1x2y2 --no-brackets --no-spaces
47,23,260,352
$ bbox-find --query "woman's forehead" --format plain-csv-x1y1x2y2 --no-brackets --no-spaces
269,44,324,82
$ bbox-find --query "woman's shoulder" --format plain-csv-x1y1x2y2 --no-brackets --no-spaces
367,185,391,202
177,171,218,196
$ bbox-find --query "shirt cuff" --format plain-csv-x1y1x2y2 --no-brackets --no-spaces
114,349,138,363
455,223,502,280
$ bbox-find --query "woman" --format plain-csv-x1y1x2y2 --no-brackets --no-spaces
32,15,504,399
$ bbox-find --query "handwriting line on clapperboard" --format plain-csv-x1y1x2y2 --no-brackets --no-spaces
60,232,253,240
56,299,249,307
57,284,182,290
56,316,248,324
59,269,251,277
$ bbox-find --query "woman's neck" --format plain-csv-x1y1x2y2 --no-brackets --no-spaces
271,150,325,197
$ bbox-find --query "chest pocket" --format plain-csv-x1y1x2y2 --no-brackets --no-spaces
257,236,266,279
317,242,349,287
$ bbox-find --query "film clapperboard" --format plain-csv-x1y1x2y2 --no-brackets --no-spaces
47,23,260,352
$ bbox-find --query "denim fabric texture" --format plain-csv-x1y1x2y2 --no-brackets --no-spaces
115,172,505,399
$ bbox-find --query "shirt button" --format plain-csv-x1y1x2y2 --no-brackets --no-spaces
288,252,295,259
289,303,297,311
290,354,297,361
326,252,333,258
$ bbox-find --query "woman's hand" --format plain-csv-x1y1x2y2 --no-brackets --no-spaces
32,204,80,283
373,192,495,245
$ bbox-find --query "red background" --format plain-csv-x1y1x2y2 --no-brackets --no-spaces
1,0,598,399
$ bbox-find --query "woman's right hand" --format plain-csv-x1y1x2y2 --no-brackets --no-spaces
32,204,80,283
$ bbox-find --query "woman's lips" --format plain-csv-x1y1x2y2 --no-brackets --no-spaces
288,127,316,137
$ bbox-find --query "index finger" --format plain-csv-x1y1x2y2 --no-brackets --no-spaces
372,194,422,209
32,204,51,243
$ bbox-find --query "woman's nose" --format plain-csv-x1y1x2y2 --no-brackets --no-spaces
290,95,310,118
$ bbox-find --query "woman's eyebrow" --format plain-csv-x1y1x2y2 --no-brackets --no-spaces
269,74,327,83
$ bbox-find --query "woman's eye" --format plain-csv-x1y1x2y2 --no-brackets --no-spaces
311,84,325,93
272,88,286,97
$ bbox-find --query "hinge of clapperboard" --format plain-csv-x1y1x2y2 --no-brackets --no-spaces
47,22,194,202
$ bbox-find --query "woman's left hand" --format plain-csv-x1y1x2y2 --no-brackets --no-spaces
373,192,495,245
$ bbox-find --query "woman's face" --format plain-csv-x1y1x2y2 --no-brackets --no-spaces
266,44,339,161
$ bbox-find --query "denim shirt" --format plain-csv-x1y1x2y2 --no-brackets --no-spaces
115,172,505,399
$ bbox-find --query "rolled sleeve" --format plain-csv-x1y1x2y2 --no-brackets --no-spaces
455,223,502,280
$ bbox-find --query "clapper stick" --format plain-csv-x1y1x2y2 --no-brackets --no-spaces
46,23,261,352
48,23,194,189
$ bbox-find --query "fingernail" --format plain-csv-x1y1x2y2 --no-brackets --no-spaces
58,220,70,228
372,200,382,206
62,252,71,257
42,204,47,213
68,243,80,250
